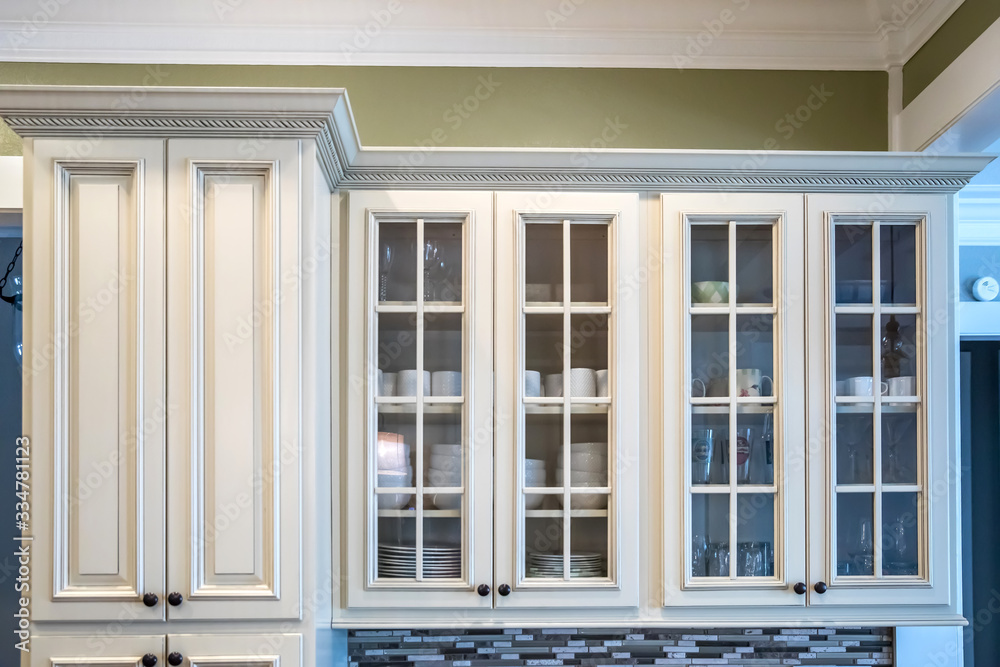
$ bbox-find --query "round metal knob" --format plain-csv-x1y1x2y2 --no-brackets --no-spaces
167,652,184,666
793,582,806,595
498,583,511,596
167,592,184,606
143,592,159,607
814,581,828,594
477,584,490,597
142,654,157,667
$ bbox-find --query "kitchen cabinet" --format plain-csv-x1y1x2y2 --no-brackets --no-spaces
31,634,301,667
661,192,955,616
26,136,306,621
341,190,640,612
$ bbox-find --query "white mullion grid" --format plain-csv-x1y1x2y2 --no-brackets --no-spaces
829,218,840,582
606,216,615,584
683,217,694,587
460,214,469,585
561,218,572,581
415,218,425,582
728,220,738,581
872,220,883,580
917,219,927,579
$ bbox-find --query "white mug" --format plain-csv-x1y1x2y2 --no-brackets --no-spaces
848,376,888,397
379,371,397,397
431,371,462,397
569,368,597,397
887,375,916,396
692,378,707,398
544,373,563,398
525,370,542,398
596,369,609,398
736,368,773,397
398,369,431,397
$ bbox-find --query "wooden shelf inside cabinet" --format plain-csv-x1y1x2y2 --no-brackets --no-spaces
835,400,919,414
524,401,610,415
524,509,609,518
377,509,462,518
377,401,463,414
691,403,775,414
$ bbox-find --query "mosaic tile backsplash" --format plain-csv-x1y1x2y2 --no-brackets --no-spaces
348,627,893,666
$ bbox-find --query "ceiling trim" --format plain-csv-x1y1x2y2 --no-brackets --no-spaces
0,1,967,72
0,85,992,193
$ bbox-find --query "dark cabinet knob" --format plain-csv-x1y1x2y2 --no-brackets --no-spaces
814,581,828,594
142,654,158,667
793,582,806,595
167,652,184,666
167,592,184,606
142,592,158,607
498,584,511,596
477,584,490,597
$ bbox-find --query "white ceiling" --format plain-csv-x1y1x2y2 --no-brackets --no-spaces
0,0,965,70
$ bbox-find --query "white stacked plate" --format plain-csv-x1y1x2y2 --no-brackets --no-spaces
526,551,605,578
377,543,462,578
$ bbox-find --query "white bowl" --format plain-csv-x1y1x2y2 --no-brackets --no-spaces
377,471,414,509
555,470,608,485
569,441,607,455
566,494,608,510
377,471,413,486
525,458,547,470
430,444,462,457
429,453,462,471
377,493,413,510
525,471,548,485
525,283,553,302
432,494,462,510
524,493,545,510
431,371,462,397
426,468,461,487
557,452,607,473
376,434,411,469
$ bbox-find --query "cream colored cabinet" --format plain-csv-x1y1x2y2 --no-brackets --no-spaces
31,634,301,667
661,191,958,618
340,190,640,615
26,138,303,622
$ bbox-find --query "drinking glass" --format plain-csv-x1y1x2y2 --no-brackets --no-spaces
379,241,394,302
708,542,730,577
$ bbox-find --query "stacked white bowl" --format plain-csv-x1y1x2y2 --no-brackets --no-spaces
376,432,413,509
555,442,608,509
427,444,462,510
524,458,547,509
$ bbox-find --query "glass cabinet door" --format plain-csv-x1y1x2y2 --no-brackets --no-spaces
494,192,640,609
830,217,925,583
662,194,806,608
343,191,494,610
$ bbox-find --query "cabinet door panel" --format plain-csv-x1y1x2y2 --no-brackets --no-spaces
167,140,301,620
30,635,164,667
27,140,166,621
168,634,300,667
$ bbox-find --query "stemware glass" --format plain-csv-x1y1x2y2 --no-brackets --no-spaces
423,240,440,301
379,241,394,302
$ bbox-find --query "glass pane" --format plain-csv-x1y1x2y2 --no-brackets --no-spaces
526,516,564,579
691,315,729,398
880,313,917,385
880,224,917,306
836,493,874,576
421,516,463,579
423,413,462,489
836,411,873,485
736,407,774,486
377,516,417,579
735,224,773,305
425,313,463,397
835,223,873,305
882,411,918,485
377,221,417,303
735,493,775,577
882,492,920,576
570,223,608,304
735,314,774,397
691,411,727,486
525,223,562,304
377,312,418,383
691,494,731,578
835,314,873,395
526,413,561,490
423,221,462,303
570,516,609,578
526,314,563,394
569,314,608,396
690,224,729,305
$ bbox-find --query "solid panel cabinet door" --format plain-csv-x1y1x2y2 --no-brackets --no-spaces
493,191,640,609
806,193,954,611
660,193,807,608
168,634,301,667
166,139,301,620
26,139,166,621
31,635,164,667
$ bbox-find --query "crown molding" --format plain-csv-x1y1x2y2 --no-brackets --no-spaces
0,85,993,194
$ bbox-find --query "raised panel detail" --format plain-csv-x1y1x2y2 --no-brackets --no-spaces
169,634,301,667
31,635,164,667
54,164,143,599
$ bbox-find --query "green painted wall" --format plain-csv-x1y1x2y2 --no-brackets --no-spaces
0,62,888,155
903,0,1000,108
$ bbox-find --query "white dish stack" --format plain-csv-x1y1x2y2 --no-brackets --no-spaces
524,458,547,509
427,444,462,510
376,432,413,509
555,442,609,509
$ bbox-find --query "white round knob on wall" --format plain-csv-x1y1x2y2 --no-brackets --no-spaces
972,276,999,302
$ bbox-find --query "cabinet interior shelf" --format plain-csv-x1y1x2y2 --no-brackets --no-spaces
524,509,608,518
691,404,775,414
524,402,610,414
377,509,462,518
834,402,918,414
377,301,463,312
377,402,463,414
